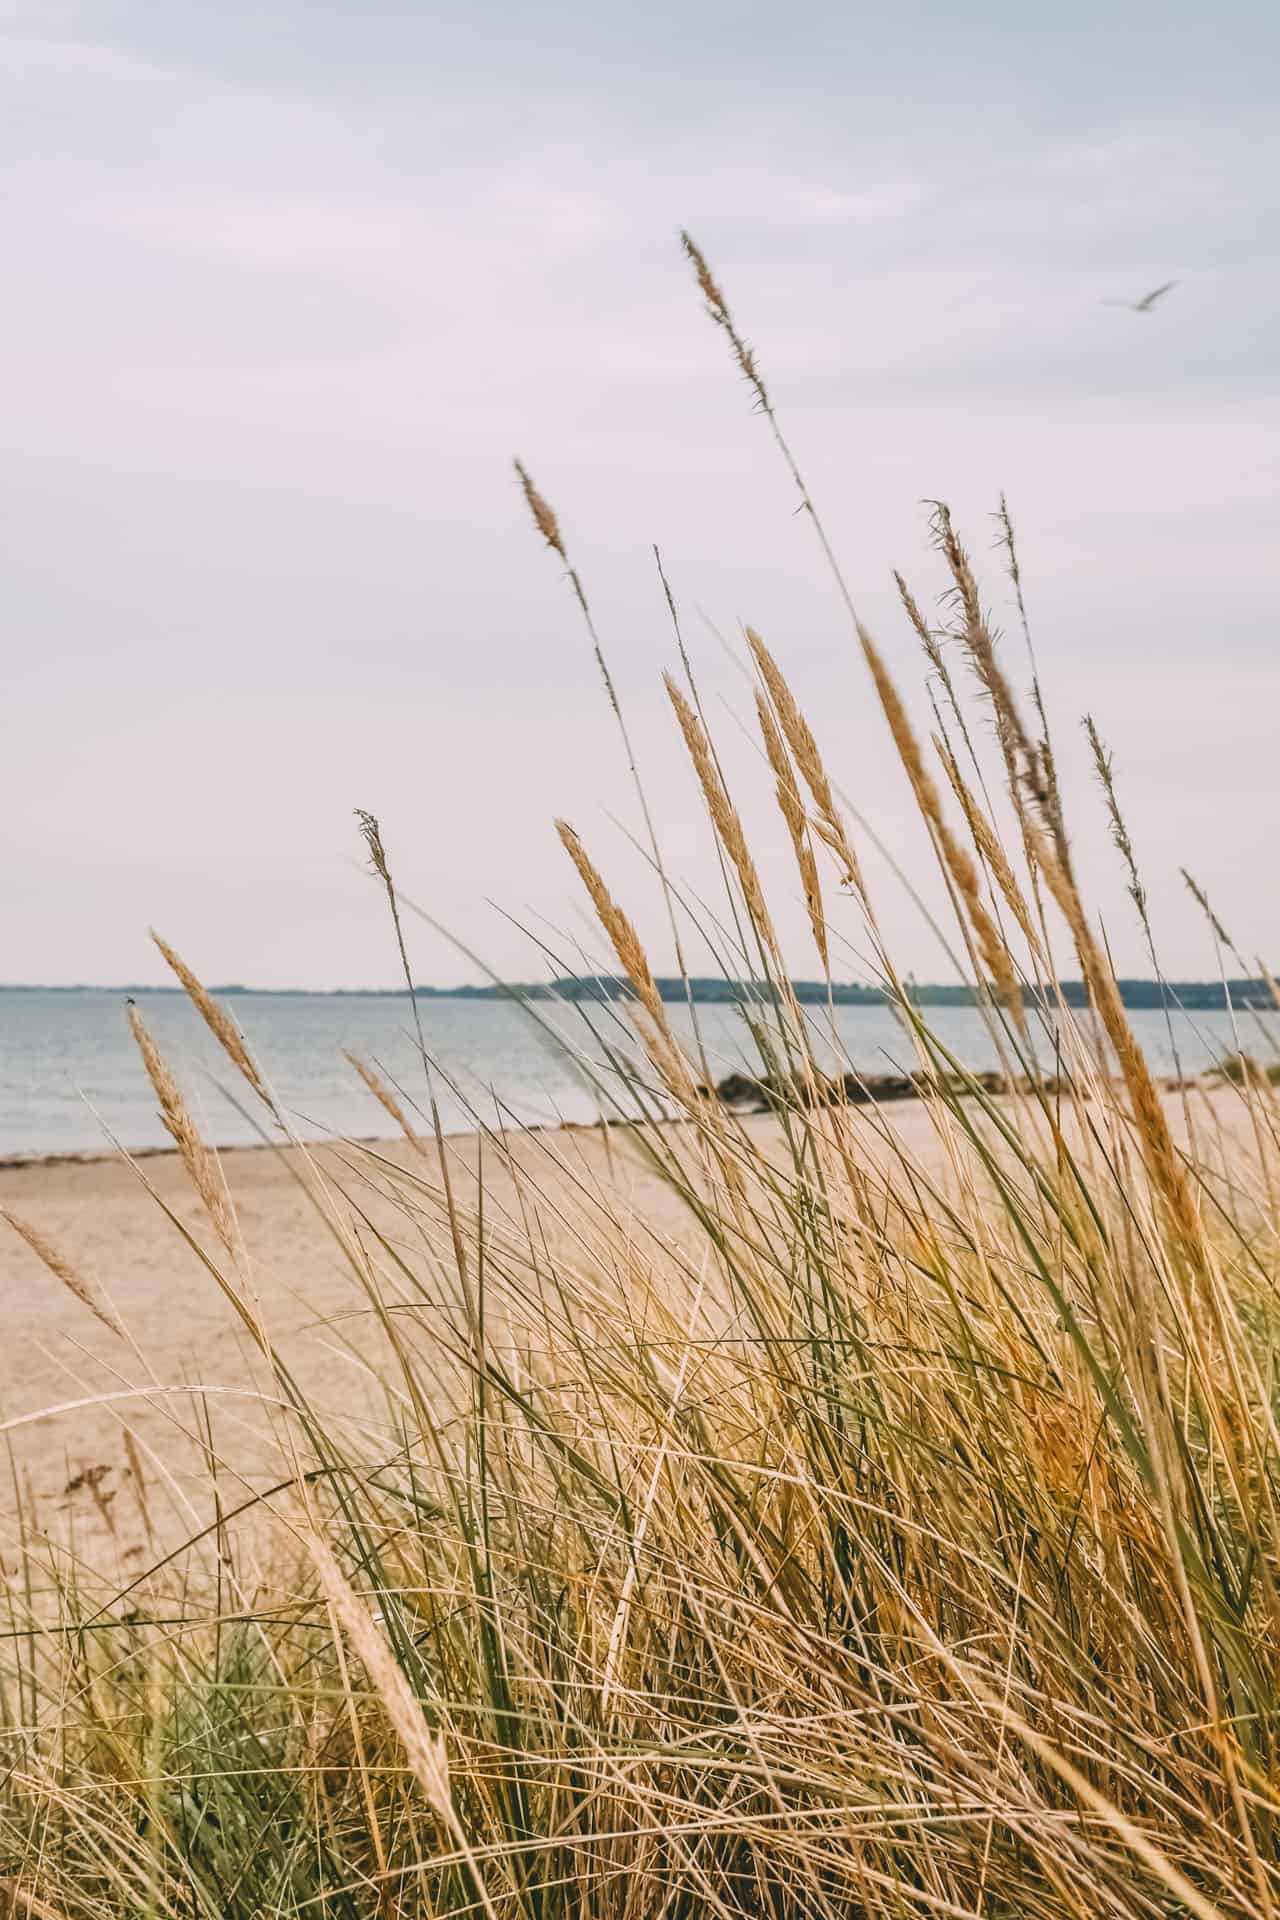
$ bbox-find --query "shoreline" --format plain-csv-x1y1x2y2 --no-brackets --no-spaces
0,1059,1231,1173
0,1129,466,1172
0,1112,629,1172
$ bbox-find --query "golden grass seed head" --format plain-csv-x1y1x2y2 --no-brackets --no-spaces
0,1209,124,1339
680,230,730,326
858,623,1022,1016
308,1530,454,1825
513,460,567,563
680,232,768,402
935,734,1040,958
355,809,392,887
1085,715,1148,922
150,929,272,1107
344,1050,423,1148
127,1000,238,1257
745,626,867,904
755,688,829,971
555,819,698,1103
665,674,780,964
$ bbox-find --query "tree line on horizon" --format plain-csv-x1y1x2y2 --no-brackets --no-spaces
7,975,1269,1011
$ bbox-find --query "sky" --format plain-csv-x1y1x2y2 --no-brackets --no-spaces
4,0,1277,990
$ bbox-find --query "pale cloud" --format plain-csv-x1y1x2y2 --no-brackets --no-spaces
80,188,436,267
0,32,144,75
2,0,1277,988
76,171,617,273
791,183,930,223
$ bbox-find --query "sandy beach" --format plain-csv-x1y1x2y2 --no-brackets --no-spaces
2,1116,798,1572
0,1082,1245,1576
2,1103,958,1553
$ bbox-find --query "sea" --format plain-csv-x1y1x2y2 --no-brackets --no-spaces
1,988,1276,1163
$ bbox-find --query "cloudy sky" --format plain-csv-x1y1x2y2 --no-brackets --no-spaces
4,0,1277,990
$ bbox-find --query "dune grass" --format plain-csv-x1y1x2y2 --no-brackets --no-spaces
4,240,1280,1918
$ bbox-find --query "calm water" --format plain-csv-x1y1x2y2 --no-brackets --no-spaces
1,989,1275,1160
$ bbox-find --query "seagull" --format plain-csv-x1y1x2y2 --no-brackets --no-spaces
1104,281,1177,313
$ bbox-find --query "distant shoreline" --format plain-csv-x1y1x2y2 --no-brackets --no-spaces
0,1132,414,1173
2,977,1276,1012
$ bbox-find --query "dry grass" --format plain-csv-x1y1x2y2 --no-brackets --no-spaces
126,999,239,1257
2,237,1278,1920
755,687,828,970
0,1208,124,1339
342,1048,427,1152
746,625,870,907
149,930,272,1108
856,622,1023,1019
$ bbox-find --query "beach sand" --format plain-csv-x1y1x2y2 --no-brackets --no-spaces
0,1117,790,1574
0,1084,1242,1578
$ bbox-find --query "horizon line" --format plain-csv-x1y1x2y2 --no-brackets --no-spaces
1,976,1276,999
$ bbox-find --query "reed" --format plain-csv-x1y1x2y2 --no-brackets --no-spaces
857,621,1023,1018
554,816,695,1101
150,929,272,1106
935,731,1040,953
755,687,828,970
343,1048,426,1151
0,1208,123,1338
665,673,782,970
126,999,239,1257
745,625,870,908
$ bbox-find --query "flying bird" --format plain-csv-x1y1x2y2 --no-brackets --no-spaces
1105,281,1177,313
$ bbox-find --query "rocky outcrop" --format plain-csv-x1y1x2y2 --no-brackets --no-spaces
711,1068,1072,1114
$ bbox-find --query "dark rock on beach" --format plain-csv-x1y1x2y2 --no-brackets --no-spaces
711,1067,1080,1115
